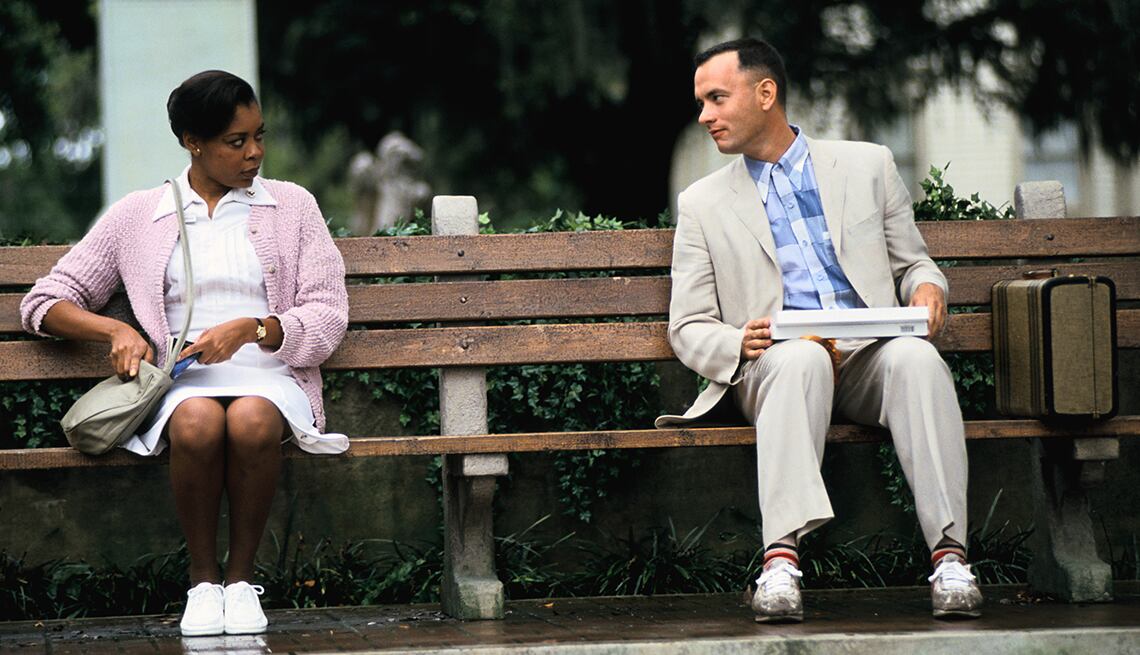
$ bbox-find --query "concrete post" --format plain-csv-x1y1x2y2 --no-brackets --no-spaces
432,196,507,619
1015,181,1114,602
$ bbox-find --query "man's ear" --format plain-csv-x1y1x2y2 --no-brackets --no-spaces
755,78,779,111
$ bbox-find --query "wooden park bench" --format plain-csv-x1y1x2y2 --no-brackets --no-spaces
1,183,1137,619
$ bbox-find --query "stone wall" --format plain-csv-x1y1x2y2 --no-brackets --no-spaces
4,354,1135,578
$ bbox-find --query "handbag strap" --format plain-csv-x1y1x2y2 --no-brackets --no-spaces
164,179,194,375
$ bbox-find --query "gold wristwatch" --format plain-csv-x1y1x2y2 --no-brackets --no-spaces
254,317,267,343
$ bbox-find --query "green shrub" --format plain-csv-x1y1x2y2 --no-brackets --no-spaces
573,514,756,596
0,494,1040,621
0,548,188,620
0,380,85,449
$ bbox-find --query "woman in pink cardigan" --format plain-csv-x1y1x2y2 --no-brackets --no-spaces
20,71,349,637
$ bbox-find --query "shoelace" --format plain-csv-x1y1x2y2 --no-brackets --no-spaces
756,561,803,594
231,583,266,601
187,582,222,601
928,558,976,589
227,582,266,604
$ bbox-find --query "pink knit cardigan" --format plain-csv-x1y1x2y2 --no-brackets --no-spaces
20,178,349,431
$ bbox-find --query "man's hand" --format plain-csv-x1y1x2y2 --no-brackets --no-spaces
741,317,774,360
179,318,259,365
910,283,947,339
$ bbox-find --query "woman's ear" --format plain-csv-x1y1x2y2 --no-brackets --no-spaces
183,134,202,156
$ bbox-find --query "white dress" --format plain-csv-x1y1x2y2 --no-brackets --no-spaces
121,173,349,456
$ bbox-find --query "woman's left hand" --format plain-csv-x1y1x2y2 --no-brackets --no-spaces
179,318,259,365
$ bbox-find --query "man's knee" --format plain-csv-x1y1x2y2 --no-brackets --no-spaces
877,337,955,393
881,337,945,369
759,339,834,379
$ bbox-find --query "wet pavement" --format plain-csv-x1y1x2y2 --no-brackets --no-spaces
2,583,1138,654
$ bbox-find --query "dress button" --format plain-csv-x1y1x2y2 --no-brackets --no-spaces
816,272,825,281
268,265,276,274
801,240,809,247
250,227,258,234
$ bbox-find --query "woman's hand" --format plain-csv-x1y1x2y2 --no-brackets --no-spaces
180,318,258,365
108,324,154,379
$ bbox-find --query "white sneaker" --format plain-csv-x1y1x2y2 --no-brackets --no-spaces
929,554,983,618
751,559,804,623
179,582,224,636
223,581,268,634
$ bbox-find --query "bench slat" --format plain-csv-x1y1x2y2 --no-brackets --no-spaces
3,309,1138,379
0,245,70,286
2,416,1137,470
4,260,1137,334
345,276,670,324
3,217,1137,284
339,261,1140,322
939,261,1140,306
328,230,676,277
921,216,1140,259
325,321,677,368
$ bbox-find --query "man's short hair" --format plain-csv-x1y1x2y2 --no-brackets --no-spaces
694,38,787,108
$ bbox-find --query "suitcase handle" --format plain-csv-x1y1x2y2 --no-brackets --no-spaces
1022,268,1058,280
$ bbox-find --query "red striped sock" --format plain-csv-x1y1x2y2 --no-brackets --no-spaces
763,545,800,570
932,545,967,567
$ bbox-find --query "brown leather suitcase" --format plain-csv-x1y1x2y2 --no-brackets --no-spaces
992,274,1117,419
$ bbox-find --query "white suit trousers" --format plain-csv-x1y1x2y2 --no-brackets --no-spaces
732,337,968,551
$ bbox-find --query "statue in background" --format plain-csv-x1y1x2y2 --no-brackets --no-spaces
348,131,432,235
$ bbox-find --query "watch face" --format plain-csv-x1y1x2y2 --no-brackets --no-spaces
255,320,267,342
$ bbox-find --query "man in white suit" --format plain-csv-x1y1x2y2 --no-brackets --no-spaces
657,38,982,622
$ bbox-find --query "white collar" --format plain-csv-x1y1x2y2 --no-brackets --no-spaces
151,166,277,222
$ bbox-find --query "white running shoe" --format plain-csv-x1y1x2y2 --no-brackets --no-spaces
751,559,804,623
223,581,268,634
179,582,225,636
929,554,983,618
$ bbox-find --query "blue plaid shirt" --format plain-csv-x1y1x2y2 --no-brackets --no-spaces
744,127,863,310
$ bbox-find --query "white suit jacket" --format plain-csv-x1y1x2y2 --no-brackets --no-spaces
656,137,947,427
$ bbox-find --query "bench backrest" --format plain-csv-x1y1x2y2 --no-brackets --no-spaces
1,216,1138,383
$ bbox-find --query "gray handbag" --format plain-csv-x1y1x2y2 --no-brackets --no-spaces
61,179,195,455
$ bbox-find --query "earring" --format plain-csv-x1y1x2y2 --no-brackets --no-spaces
193,148,201,156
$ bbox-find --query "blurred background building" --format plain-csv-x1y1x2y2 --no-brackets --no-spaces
2,0,1137,234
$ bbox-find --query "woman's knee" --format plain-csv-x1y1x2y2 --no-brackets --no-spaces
225,397,285,453
167,398,226,455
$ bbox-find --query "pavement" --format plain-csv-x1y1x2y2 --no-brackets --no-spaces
2,583,1138,654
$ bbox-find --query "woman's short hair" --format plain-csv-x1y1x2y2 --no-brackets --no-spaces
167,70,258,146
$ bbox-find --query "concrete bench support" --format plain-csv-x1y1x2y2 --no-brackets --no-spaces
1016,181,1115,603
433,196,507,619
1028,439,1114,602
